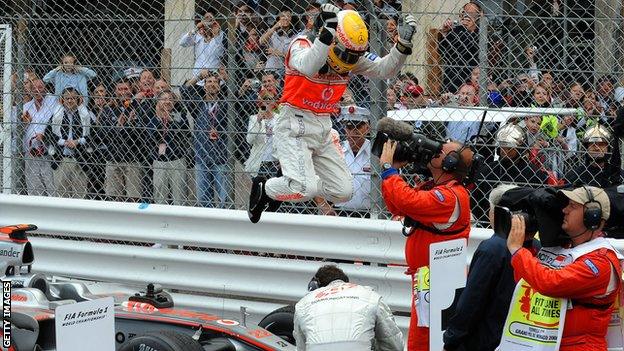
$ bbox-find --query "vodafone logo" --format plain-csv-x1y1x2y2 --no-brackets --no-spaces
216,319,239,326
321,87,334,101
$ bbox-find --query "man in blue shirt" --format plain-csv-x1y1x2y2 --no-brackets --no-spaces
43,54,96,104
442,184,540,351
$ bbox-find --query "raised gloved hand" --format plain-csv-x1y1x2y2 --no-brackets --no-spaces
316,3,341,45
396,14,417,55
319,3,340,29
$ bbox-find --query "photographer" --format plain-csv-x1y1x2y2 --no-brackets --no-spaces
442,184,540,351
179,8,224,74
379,139,474,351
504,186,623,351
438,2,481,93
260,9,296,72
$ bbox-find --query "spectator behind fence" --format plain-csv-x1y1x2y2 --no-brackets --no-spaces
102,80,142,201
379,139,474,351
443,184,540,351
22,79,57,196
133,69,158,203
532,82,551,108
43,54,96,104
596,75,617,116
181,70,230,208
154,78,171,95
179,7,224,75
260,8,297,72
384,15,399,45
446,83,481,143
244,87,280,178
565,81,585,109
473,124,548,226
438,2,481,93
333,105,372,218
84,84,110,200
565,124,623,188
293,265,404,351
238,71,280,119
49,87,91,199
145,90,189,206
135,69,156,102
504,187,623,351
386,87,406,110
297,3,321,37
241,27,266,71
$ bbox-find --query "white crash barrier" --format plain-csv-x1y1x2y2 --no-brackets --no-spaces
3,194,624,339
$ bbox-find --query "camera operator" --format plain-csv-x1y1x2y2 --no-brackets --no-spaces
443,184,540,351
379,139,474,351
505,186,623,351
294,265,403,351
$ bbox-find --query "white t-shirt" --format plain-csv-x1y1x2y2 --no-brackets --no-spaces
265,31,295,70
22,95,58,152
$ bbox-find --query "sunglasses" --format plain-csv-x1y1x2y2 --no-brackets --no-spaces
460,10,479,20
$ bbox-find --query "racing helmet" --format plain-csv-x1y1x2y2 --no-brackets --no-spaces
495,123,525,148
326,10,369,74
582,124,612,145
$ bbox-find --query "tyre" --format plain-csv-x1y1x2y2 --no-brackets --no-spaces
258,305,295,345
118,330,203,351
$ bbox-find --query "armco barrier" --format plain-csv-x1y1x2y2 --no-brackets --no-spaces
3,194,624,338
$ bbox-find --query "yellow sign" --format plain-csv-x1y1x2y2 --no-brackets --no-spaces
415,266,430,292
499,279,566,351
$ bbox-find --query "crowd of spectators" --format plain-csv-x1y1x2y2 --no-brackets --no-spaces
7,0,624,225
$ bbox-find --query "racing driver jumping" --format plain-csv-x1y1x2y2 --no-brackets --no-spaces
248,4,417,222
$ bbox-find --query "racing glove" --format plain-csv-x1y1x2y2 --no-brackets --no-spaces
396,15,417,55
316,3,340,45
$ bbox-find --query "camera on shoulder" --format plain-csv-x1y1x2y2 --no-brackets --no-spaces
371,117,443,165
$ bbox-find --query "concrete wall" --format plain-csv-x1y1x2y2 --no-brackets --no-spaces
402,0,458,94
164,0,196,86
594,0,621,78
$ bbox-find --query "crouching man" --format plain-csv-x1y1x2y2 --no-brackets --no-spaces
294,265,403,350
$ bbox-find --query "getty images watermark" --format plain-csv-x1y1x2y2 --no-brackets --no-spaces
2,280,11,349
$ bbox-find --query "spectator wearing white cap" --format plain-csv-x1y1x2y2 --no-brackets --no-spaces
333,105,372,218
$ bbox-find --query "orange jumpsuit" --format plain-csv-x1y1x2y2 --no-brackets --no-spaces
511,245,622,350
382,174,471,351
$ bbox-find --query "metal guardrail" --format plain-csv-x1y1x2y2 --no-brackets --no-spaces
5,194,624,338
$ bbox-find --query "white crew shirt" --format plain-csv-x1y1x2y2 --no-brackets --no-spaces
335,139,371,210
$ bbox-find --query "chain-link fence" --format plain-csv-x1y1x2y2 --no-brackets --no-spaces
3,0,624,228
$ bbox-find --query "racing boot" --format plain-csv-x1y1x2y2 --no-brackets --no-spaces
267,198,282,213
248,176,270,223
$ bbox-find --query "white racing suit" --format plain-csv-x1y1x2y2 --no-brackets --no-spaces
264,35,408,203
293,280,404,351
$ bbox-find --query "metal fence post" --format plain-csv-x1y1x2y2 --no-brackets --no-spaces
478,14,489,109
365,0,387,219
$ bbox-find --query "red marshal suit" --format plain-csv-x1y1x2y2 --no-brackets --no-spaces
511,243,622,350
382,174,471,351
